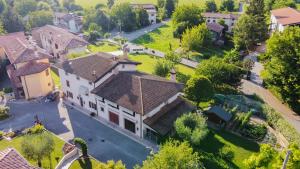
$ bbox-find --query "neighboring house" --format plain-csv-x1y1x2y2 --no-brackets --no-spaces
53,12,83,33
0,148,40,169
131,4,157,24
56,52,194,142
204,106,232,125
270,7,300,33
203,12,240,33
206,22,224,42
0,32,54,99
32,25,88,61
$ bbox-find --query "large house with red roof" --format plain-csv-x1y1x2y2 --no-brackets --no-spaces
0,32,54,99
55,52,194,142
270,7,300,32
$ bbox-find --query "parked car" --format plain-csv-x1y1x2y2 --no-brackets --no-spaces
45,91,60,102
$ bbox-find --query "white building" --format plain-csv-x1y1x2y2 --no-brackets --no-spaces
270,7,300,33
131,4,157,24
203,12,240,33
32,25,88,61
56,52,194,142
54,12,83,33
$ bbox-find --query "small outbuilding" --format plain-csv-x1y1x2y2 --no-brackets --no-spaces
204,106,232,125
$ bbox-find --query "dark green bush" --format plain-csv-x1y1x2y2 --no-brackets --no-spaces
74,137,88,157
242,124,267,140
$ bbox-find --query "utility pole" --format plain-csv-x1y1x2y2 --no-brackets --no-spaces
281,150,292,169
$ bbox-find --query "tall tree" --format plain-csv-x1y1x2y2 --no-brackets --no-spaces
37,1,52,11
233,14,256,50
0,21,6,35
164,0,175,18
184,75,214,107
220,0,235,12
111,3,137,32
136,140,203,169
272,0,296,9
0,0,6,14
83,8,113,32
107,0,114,9
21,132,55,167
181,23,211,52
135,8,150,28
205,0,217,12
1,9,24,33
261,27,300,112
14,0,37,17
245,0,268,42
157,0,165,8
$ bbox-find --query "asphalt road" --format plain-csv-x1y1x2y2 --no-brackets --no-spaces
0,99,149,169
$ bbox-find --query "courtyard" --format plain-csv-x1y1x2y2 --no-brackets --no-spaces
0,99,150,168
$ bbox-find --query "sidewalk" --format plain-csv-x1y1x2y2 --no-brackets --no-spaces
63,100,159,152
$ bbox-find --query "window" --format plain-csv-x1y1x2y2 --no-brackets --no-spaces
213,20,216,23
231,23,234,26
207,19,210,22
66,80,70,87
89,81,93,85
100,107,104,112
76,76,80,80
45,69,49,76
99,98,105,103
55,44,58,49
122,64,125,69
65,72,68,75
67,91,73,98
89,102,97,110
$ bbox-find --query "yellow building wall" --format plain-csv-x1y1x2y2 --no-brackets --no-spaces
21,67,54,99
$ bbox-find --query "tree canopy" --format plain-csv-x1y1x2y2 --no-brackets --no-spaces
14,0,37,16
27,11,53,29
182,23,211,52
233,14,256,50
136,140,202,169
175,113,209,145
111,3,137,32
261,27,300,112
184,75,214,105
205,0,218,12
220,0,235,12
164,0,175,18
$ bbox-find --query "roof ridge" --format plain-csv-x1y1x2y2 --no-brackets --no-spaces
138,76,144,115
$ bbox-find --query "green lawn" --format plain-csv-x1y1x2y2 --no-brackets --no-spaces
51,69,61,89
198,129,260,169
133,22,180,53
0,132,65,169
88,42,121,53
297,3,300,10
70,157,110,169
128,54,195,77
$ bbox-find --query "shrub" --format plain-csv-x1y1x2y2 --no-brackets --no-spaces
0,131,3,138
74,137,88,157
219,146,234,161
242,123,267,140
175,113,209,145
5,132,16,138
0,106,9,120
153,60,171,77
28,124,45,134
3,87,12,93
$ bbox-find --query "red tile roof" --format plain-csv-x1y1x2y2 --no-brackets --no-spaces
0,32,52,64
203,12,240,19
32,25,88,51
0,148,39,169
14,61,50,77
271,7,300,26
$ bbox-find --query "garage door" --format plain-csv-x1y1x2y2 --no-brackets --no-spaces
124,119,135,133
109,112,119,125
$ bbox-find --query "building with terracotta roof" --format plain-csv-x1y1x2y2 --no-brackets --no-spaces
0,148,40,169
203,12,240,32
130,4,157,24
270,7,300,32
53,12,83,33
32,25,88,61
55,52,194,142
0,32,54,99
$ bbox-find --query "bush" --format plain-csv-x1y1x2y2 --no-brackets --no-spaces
27,124,45,134
219,146,234,161
3,87,12,93
175,113,209,145
74,137,88,157
153,60,171,77
0,131,3,138
0,106,9,120
242,123,267,140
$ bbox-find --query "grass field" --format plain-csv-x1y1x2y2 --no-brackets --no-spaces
133,22,180,53
51,69,61,89
128,54,195,77
88,42,121,53
0,132,65,169
199,129,260,169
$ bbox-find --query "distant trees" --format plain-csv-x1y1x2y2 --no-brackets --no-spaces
107,0,114,9
261,27,300,112
0,0,6,14
233,15,256,50
83,8,113,32
220,0,235,12
172,4,203,38
175,113,209,145
205,0,217,12
111,3,137,32
181,24,211,52
184,75,214,106
14,0,37,17
1,9,24,33
21,132,55,167
135,8,150,28
164,0,175,18
27,11,53,29
136,140,202,169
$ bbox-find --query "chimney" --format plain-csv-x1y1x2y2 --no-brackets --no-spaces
170,68,176,81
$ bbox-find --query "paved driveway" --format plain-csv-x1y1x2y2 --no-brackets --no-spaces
0,99,149,168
